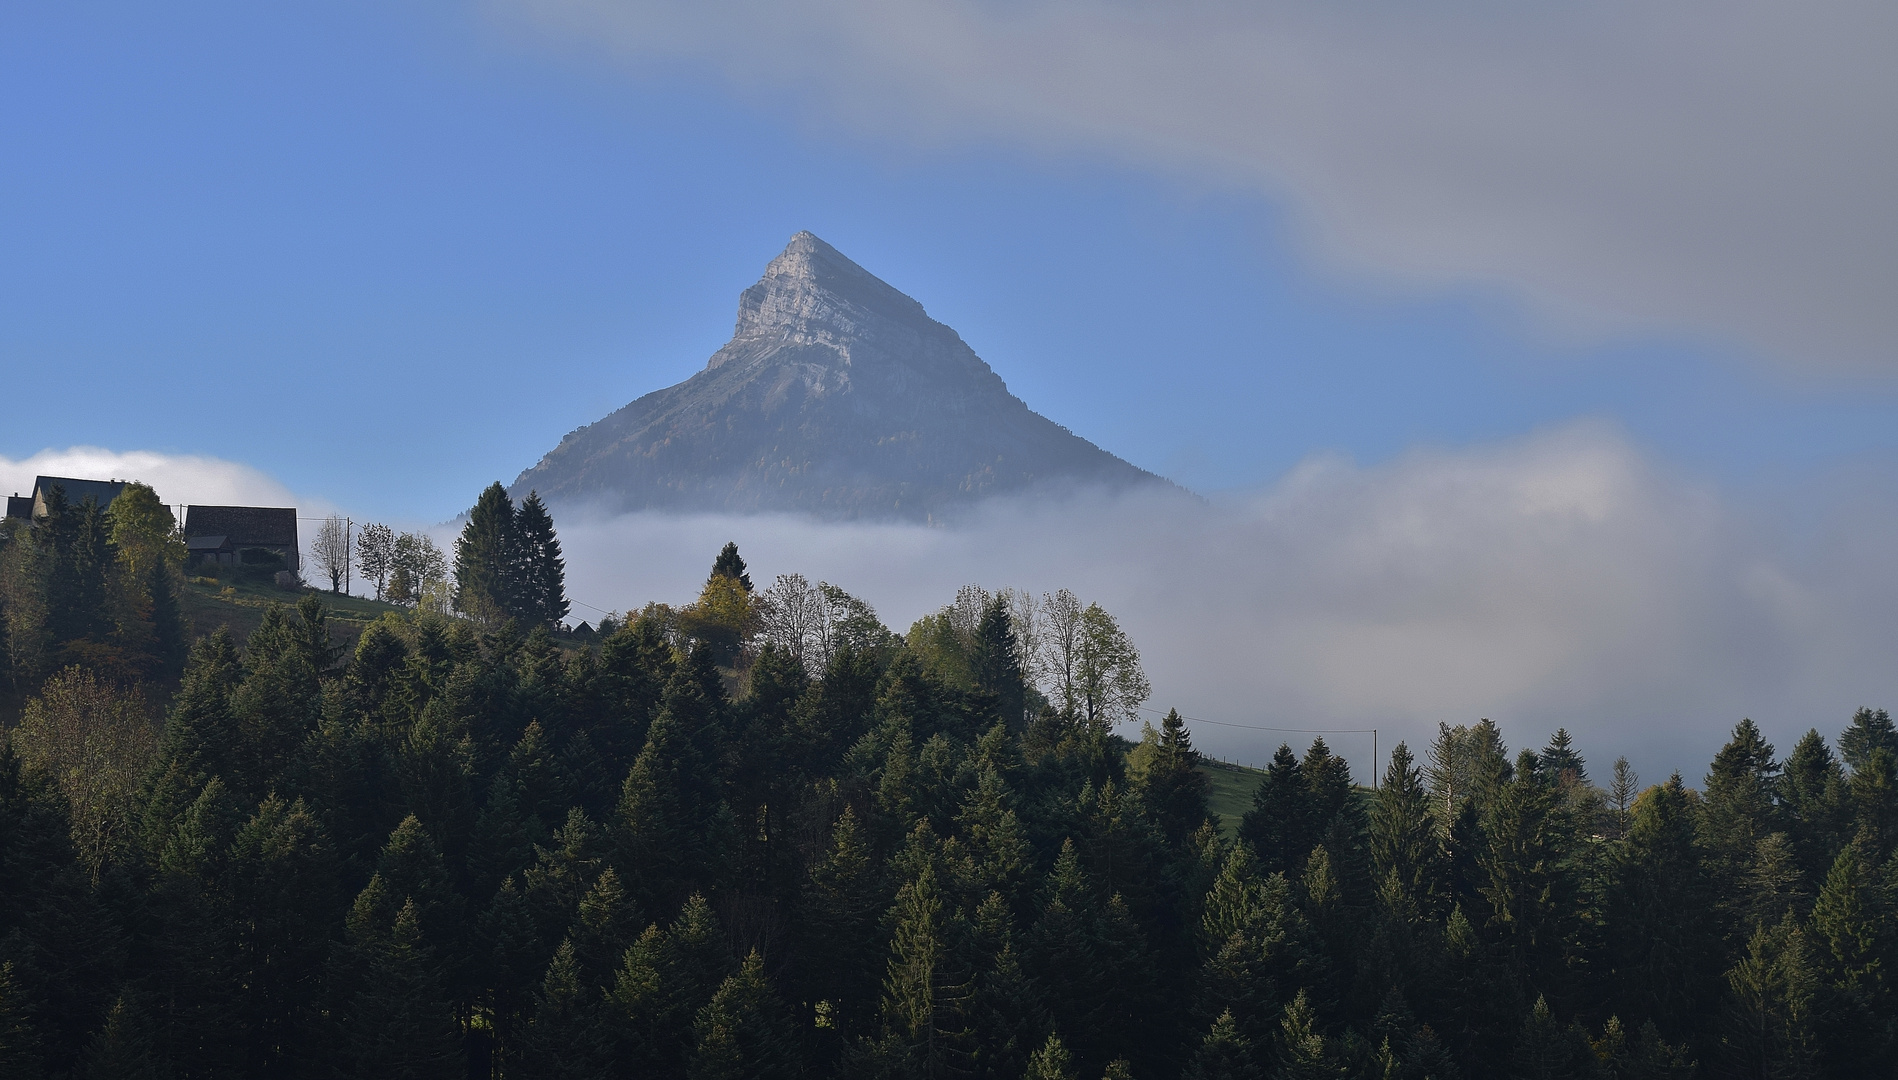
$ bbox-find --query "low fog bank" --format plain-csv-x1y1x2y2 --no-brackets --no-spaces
556,422,1898,786
0,447,321,515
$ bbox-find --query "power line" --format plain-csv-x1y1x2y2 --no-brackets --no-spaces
1134,704,1375,734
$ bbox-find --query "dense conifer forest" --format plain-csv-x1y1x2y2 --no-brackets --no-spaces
3,492,1898,1079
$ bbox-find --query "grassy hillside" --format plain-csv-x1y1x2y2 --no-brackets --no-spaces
1198,758,1265,838
182,569,404,653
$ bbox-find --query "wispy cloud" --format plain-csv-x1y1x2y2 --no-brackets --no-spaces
555,423,1898,781
0,447,303,510
502,0,1898,371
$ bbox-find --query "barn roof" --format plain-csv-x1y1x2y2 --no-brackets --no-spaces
183,505,298,549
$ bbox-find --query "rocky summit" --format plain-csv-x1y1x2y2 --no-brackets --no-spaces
511,232,1167,521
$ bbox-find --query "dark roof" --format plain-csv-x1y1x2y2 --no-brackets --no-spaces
34,476,127,511
185,534,230,552
5,495,31,520
183,506,298,548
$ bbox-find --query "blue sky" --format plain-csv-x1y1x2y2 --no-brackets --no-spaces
6,1,1897,770
6,1,1896,522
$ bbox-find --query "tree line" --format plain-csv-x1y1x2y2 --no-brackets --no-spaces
0,533,1895,1079
0,481,190,712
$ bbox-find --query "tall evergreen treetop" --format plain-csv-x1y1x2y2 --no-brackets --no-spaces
711,542,752,592
514,491,569,630
455,482,520,624
1840,707,1898,773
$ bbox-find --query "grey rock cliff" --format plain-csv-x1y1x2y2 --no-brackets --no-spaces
511,232,1167,521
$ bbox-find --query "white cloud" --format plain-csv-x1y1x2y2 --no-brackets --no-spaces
0,447,302,511
555,423,1898,782
502,0,1898,370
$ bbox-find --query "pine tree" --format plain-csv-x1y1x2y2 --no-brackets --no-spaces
710,542,752,592
1781,730,1850,884
455,482,520,625
971,597,1027,728
1025,1032,1079,1080
688,951,802,1080
1540,729,1586,783
1702,720,1783,894
335,898,465,1080
1139,709,1212,846
77,996,165,1080
1720,913,1820,1080
883,863,975,1078
1181,1009,1253,1080
1369,742,1439,913
1607,773,1715,1042
1508,995,1595,1080
798,807,888,1034
0,961,45,1080
1240,745,1308,876
1839,708,1898,773
513,492,568,629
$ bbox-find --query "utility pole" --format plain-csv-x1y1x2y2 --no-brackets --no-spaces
345,518,353,597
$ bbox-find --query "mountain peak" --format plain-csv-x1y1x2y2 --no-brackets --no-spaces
512,235,1169,521
729,231,930,348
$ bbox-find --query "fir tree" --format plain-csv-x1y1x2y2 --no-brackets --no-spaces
710,542,752,592
1607,774,1715,1042
77,996,165,1080
1139,709,1212,846
882,863,975,1078
1780,730,1850,884
1370,742,1440,913
1240,745,1308,876
0,961,44,1080
1181,1009,1253,1080
1024,1032,1079,1080
971,596,1027,728
455,482,520,624
688,951,802,1080
1540,729,1586,784
1720,913,1820,1080
513,491,568,630
1839,707,1898,773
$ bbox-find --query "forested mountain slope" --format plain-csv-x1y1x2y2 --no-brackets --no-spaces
3,554,1897,1079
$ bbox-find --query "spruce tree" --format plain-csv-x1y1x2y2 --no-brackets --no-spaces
710,542,752,591
971,596,1027,728
1607,774,1715,1041
1240,745,1307,876
1024,1032,1078,1080
77,996,164,1080
335,899,464,1080
1540,729,1586,783
1369,742,1439,912
797,807,888,1034
1181,1010,1252,1080
455,482,520,624
1720,914,1820,1079
882,863,975,1078
1839,707,1898,773
1139,709,1212,846
513,491,568,630
688,951,802,1080
0,962,44,1080
1780,729,1850,884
